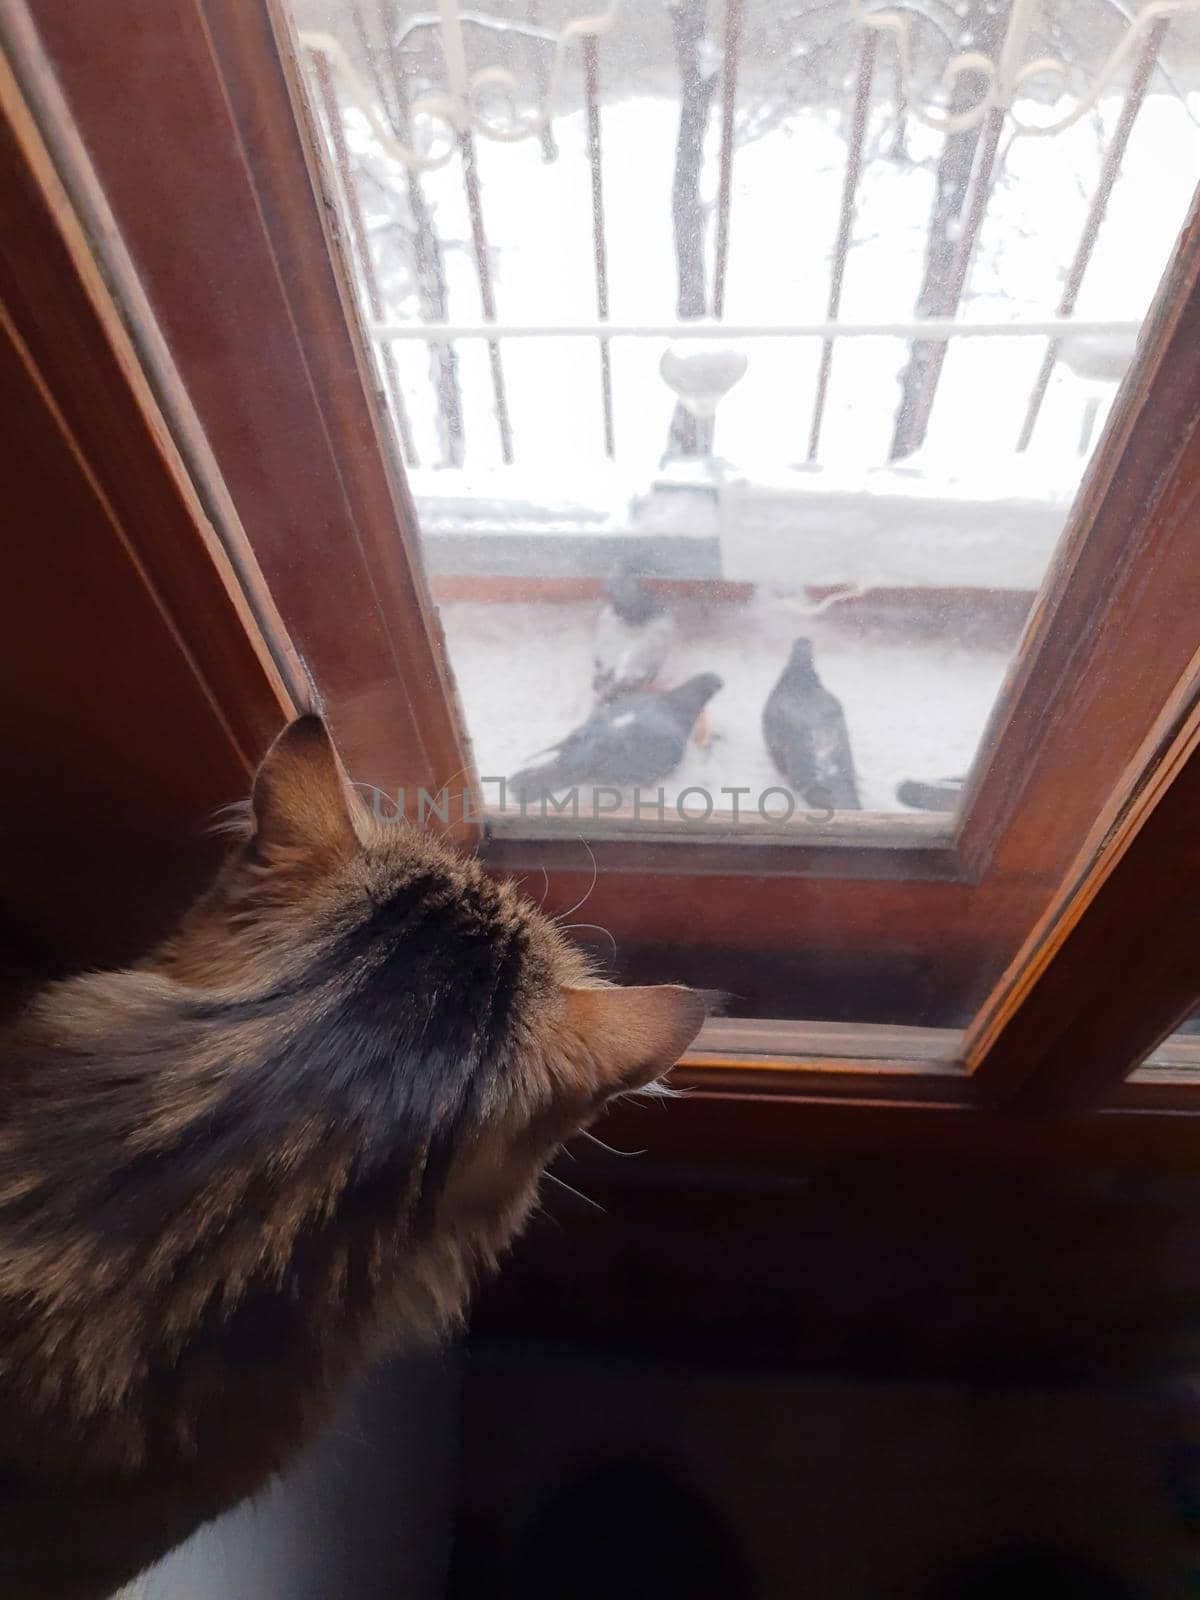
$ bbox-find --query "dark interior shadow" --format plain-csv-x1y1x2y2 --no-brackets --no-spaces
513,1457,757,1600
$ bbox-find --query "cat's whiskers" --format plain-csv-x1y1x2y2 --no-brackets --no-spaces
514,866,552,910
351,780,403,821
575,1129,645,1159
542,1170,606,1214
562,922,618,965
206,799,253,839
553,838,598,925
627,1076,687,1102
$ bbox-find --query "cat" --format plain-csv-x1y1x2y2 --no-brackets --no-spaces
0,715,708,1598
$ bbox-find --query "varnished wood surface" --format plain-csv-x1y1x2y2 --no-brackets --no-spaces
0,38,291,969
476,1096,1200,1378
15,0,475,817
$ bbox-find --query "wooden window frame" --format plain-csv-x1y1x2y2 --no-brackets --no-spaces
6,0,1200,1127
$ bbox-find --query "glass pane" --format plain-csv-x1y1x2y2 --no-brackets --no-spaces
290,0,1200,835
1133,1001,1200,1083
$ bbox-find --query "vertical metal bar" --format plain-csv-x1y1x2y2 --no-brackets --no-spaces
666,0,717,460
996,0,1039,105
383,31,466,467
459,129,514,464
438,0,471,109
583,34,614,457
312,51,419,467
897,102,1005,455
712,0,743,321
1016,18,1168,451
351,0,395,123
526,0,559,162
807,27,876,463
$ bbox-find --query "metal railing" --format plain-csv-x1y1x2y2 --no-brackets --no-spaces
300,0,1198,472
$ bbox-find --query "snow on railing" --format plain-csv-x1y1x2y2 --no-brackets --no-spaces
299,0,1196,472
368,317,1143,343
853,0,1197,138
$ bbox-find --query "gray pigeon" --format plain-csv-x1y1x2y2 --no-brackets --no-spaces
896,776,963,812
511,673,723,802
762,639,860,811
592,571,676,703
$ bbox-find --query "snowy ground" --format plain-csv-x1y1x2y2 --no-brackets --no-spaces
440,593,1015,816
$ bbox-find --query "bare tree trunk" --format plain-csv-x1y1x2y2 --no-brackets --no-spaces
408,178,466,467
384,57,465,465
665,0,717,460
891,51,908,162
889,0,1010,461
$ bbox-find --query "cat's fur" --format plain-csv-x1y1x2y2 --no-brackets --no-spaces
0,716,707,1598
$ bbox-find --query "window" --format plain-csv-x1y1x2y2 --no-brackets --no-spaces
6,0,1200,1126
292,0,1199,844
1134,1008,1200,1106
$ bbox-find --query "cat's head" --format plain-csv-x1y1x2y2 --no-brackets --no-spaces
153,716,707,1242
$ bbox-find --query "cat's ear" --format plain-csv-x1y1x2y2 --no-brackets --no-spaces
251,715,359,864
562,983,709,1093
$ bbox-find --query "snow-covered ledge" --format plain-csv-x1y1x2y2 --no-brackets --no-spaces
410,458,1074,591
411,467,723,580
720,457,1074,591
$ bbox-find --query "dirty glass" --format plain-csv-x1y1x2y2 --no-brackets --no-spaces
289,0,1200,834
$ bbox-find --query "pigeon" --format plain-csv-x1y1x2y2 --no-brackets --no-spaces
896,777,963,812
511,673,724,802
762,638,860,811
592,570,676,703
